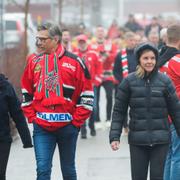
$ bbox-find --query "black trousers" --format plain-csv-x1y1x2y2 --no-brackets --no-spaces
81,116,95,135
0,142,11,180
96,81,114,121
130,144,169,180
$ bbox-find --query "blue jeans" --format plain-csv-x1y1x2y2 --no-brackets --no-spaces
164,124,180,180
33,123,79,180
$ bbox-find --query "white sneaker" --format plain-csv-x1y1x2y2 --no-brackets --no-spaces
95,122,103,129
105,121,111,128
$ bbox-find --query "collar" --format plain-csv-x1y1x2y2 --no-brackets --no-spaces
55,44,66,58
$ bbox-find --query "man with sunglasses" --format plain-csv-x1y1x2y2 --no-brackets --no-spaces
21,22,94,180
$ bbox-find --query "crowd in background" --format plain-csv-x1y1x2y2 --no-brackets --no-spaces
60,14,179,138
1,13,180,180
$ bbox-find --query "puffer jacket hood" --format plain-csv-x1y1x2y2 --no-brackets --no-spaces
157,46,180,68
134,42,159,64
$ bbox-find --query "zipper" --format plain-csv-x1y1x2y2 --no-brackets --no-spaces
146,79,150,112
146,78,152,146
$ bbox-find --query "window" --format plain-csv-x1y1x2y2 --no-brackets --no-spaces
5,21,17,31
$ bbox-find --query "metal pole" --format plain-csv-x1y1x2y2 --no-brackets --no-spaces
0,0,4,48
0,0,4,72
58,0,63,26
118,0,124,25
80,0,84,23
91,0,101,26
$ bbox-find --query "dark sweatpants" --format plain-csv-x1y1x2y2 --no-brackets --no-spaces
96,81,114,122
0,142,11,180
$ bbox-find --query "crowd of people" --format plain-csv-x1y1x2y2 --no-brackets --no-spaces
0,14,180,180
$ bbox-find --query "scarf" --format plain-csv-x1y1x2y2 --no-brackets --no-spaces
34,45,65,106
121,48,129,78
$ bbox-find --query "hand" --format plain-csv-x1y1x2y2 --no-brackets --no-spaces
111,141,120,151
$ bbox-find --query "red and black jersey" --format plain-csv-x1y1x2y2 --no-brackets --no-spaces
73,48,102,87
89,39,118,83
159,47,180,98
21,44,94,131
167,54,180,99
158,46,180,124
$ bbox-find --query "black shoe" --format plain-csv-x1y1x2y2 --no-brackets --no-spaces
95,117,101,122
81,133,87,139
90,129,96,136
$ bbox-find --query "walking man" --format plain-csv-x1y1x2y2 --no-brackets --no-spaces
158,24,180,180
21,22,94,180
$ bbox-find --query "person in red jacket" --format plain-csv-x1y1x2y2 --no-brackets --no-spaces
74,34,102,138
21,22,94,180
158,24,180,180
89,25,118,125
62,28,76,52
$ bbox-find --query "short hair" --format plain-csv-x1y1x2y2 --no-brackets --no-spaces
160,28,167,39
62,28,69,33
79,22,86,29
123,31,135,40
37,22,62,42
167,24,180,43
148,31,159,38
152,16,158,20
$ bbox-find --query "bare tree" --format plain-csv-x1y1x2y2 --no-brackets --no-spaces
57,0,78,25
4,0,31,99
7,0,30,59
80,0,84,23
57,0,63,26
91,0,101,26
7,0,25,10
24,0,30,58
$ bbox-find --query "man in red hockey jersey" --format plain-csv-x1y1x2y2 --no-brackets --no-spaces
158,24,180,180
89,25,118,125
74,34,102,138
21,22,94,180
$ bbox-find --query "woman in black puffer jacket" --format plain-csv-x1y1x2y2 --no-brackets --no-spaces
0,74,33,180
109,43,180,180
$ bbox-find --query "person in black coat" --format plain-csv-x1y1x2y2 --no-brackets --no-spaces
109,43,180,180
0,74,33,180
113,31,137,134
113,31,137,90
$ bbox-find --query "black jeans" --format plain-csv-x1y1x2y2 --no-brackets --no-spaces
96,81,114,121
0,142,11,180
130,144,169,180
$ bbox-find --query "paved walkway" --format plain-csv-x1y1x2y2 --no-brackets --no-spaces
7,87,131,180
7,126,131,180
